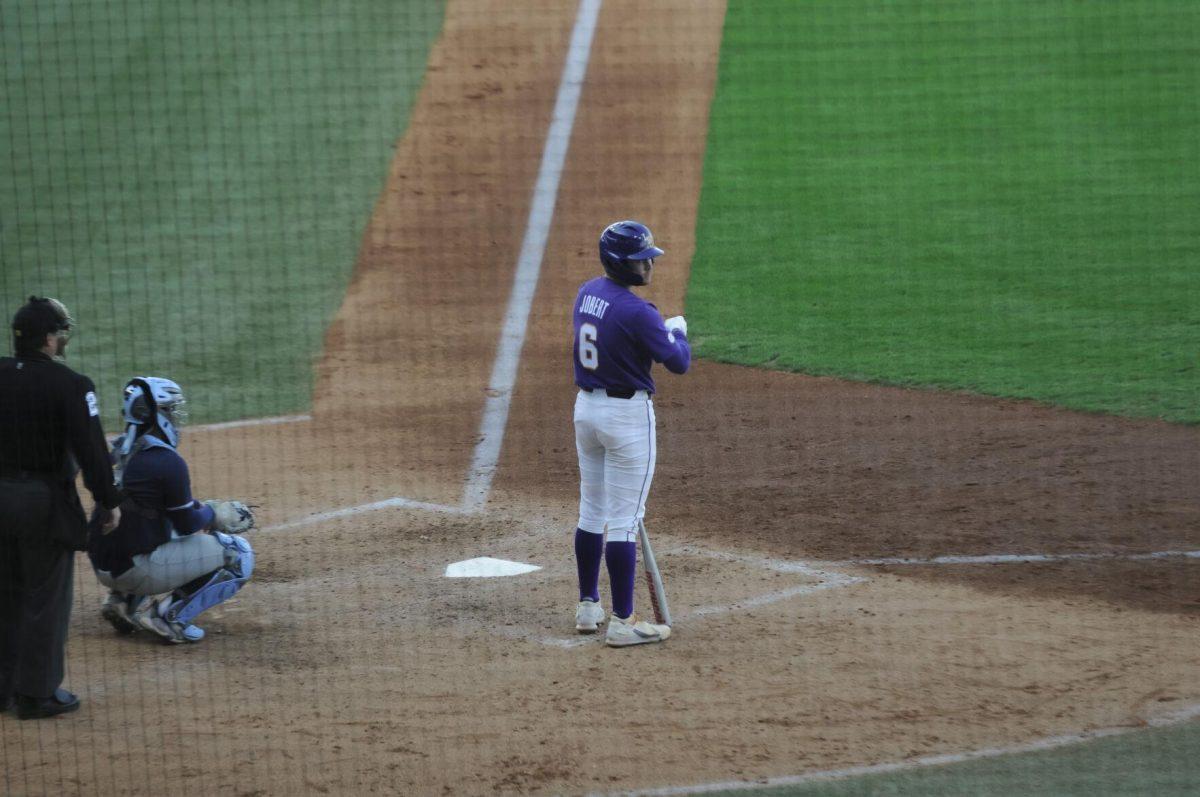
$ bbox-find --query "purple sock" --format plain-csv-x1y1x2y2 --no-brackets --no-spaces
605,540,637,619
574,529,604,603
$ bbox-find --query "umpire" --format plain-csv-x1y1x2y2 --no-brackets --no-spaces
0,296,121,719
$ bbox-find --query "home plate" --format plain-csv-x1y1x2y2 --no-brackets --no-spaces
444,557,542,578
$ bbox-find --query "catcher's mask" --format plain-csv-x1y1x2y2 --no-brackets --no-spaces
598,220,664,286
121,376,187,450
11,296,73,354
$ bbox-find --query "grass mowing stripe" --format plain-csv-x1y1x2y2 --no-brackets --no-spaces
691,0,1200,423
2,0,444,423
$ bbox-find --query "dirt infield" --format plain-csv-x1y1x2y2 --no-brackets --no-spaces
4,1,1198,794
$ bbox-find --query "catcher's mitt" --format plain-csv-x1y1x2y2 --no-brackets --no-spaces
204,500,255,534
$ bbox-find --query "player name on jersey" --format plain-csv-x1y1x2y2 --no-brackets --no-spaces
579,295,610,319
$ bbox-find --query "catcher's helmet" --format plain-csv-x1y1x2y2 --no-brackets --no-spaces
599,220,664,286
122,376,187,449
11,296,73,353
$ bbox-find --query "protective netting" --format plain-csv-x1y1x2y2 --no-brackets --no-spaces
3,1,1197,794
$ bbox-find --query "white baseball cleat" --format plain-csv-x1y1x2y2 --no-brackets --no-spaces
575,600,606,633
605,614,671,647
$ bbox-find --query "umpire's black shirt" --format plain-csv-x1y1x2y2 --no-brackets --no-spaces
0,351,121,510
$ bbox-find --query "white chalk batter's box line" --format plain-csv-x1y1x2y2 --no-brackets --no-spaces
261,508,1198,651
488,544,867,650
261,500,1199,650
266,500,1199,649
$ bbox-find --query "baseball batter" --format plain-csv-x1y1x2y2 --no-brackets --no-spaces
571,220,690,647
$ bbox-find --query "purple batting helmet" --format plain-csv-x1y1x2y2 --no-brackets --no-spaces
598,220,664,286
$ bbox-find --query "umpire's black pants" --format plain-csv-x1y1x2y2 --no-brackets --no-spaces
0,478,74,701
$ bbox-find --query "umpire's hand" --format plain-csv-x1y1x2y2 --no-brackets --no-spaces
100,506,121,535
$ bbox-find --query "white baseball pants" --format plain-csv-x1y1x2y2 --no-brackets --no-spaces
95,531,228,595
574,389,656,543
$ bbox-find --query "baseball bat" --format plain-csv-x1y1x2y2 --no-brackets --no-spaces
638,518,672,626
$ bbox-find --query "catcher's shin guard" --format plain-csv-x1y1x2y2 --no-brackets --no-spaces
163,534,254,626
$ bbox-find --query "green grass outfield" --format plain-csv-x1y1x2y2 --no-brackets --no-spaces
709,718,1200,797
1,0,443,423
690,0,1200,423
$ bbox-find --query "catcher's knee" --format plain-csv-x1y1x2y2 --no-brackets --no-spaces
163,535,253,627
213,532,254,579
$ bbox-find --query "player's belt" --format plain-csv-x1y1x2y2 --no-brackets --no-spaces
582,387,638,399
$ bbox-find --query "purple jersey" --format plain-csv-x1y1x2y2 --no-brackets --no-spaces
572,276,690,394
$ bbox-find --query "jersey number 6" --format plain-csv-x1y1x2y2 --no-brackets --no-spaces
579,323,599,370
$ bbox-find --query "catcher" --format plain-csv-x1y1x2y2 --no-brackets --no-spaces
87,377,255,644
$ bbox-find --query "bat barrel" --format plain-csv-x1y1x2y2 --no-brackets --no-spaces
638,519,672,626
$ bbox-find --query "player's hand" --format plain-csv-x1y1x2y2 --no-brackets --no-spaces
204,500,256,534
665,315,688,337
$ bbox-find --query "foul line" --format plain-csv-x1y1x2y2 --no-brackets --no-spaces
211,0,1200,577
261,497,467,533
834,550,1200,567
190,414,312,433
240,0,603,531
608,702,1200,796
461,0,603,513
